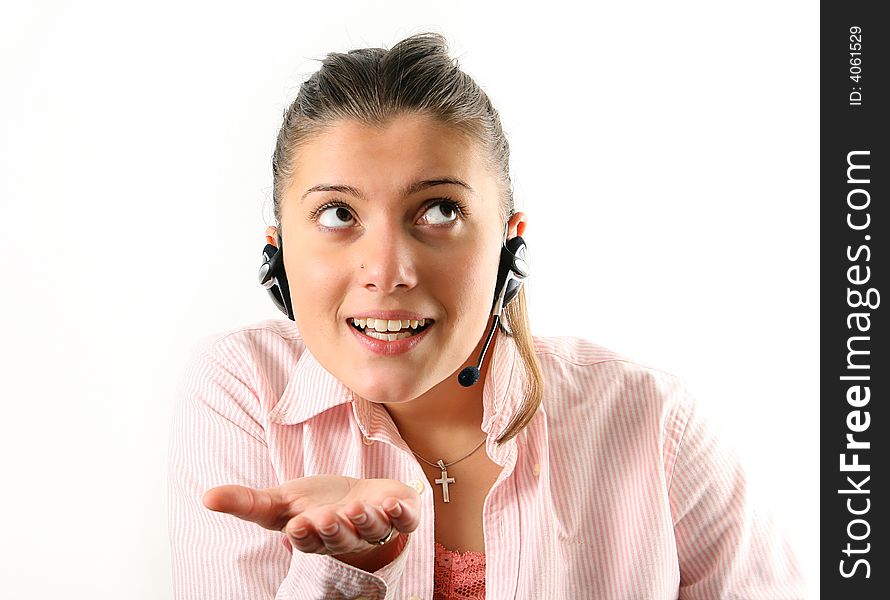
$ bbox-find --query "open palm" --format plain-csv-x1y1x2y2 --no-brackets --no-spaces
202,475,421,556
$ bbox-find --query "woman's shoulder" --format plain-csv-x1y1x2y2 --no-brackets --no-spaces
531,334,682,381
184,318,308,377
531,334,630,366
529,334,695,417
197,317,302,344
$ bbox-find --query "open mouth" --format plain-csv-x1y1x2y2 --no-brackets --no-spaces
349,317,434,342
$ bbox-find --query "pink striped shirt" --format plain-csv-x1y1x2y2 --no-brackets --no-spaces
168,318,806,599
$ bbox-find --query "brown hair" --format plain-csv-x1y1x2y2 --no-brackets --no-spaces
270,32,544,445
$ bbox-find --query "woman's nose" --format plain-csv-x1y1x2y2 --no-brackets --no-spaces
358,228,418,294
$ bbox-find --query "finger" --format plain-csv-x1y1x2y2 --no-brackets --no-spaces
202,484,291,530
380,497,419,534
315,514,361,555
289,513,361,556
285,517,327,554
343,500,393,545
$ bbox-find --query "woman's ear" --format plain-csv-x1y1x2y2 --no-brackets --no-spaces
508,212,527,238
265,226,279,248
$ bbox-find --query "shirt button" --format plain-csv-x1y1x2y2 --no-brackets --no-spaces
408,479,425,494
407,596,422,600
362,435,374,445
532,463,540,476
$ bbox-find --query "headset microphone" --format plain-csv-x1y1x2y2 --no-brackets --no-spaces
457,232,529,387
457,284,507,387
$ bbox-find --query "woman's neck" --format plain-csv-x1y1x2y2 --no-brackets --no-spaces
380,340,494,460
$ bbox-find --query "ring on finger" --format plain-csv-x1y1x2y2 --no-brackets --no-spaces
373,525,396,546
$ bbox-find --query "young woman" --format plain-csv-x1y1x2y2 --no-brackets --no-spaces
168,33,805,599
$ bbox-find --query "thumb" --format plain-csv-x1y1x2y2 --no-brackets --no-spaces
202,484,289,530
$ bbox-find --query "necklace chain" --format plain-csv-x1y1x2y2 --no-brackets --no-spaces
408,435,487,469
405,435,488,504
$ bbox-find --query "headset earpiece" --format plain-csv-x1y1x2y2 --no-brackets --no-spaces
493,234,529,311
257,233,295,320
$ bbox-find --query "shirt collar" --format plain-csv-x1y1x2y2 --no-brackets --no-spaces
269,330,525,458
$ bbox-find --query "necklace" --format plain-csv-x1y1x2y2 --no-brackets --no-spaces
408,436,487,502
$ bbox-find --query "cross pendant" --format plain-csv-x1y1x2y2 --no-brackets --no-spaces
434,459,456,503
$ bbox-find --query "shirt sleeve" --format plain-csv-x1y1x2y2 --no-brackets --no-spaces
168,343,291,599
168,341,413,600
276,535,414,600
667,387,808,600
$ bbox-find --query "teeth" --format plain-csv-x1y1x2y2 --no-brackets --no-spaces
363,330,414,342
351,317,432,332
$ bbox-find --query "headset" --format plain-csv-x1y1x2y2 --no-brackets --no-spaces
258,232,294,320
258,221,528,387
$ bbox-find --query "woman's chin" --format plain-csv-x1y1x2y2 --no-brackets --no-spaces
350,378,432,405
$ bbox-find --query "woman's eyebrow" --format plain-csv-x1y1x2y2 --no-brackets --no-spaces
300,177,474,204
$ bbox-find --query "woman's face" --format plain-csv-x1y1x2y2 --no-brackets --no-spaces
276,114,522,405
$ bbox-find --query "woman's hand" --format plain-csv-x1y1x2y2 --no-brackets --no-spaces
202,476,420,557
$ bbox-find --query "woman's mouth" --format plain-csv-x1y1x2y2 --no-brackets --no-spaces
349,317,434,341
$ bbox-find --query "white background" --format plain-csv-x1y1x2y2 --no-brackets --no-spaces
0,1,819,597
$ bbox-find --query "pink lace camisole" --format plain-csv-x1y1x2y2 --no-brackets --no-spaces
432,542,486,600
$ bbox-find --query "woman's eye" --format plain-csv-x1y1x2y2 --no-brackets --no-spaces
420,201,459,226
317,205,356,228
313,200,462,229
